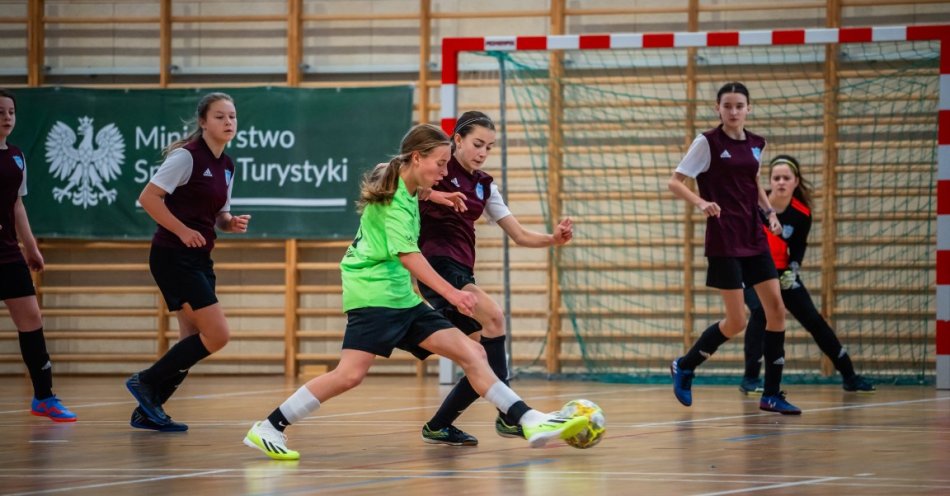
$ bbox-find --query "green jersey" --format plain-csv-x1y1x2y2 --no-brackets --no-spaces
341,177,423,311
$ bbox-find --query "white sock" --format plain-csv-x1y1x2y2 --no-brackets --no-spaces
518,409,548,427
484,381,521,413
278,386,320,425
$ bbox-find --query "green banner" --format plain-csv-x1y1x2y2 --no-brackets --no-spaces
10,86,413,239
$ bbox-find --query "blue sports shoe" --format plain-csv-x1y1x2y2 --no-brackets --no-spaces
31,395,77,422
759,391,802,415
126,373,169,425
670,359,694,407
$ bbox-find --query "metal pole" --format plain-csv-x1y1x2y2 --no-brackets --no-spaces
498,54,513,377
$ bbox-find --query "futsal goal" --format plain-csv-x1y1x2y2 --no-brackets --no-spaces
440,24,949,387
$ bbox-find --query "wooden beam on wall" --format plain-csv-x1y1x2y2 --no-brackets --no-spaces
545,0,566,374
159,0,171,87
287,0,302,86
27,0,44,87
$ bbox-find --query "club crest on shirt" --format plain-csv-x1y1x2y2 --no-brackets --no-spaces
450,177,460,188
782,224,794,239
475,182,484,200
12,154,24,170
751,147,762,161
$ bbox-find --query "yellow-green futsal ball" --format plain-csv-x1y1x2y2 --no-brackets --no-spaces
560,399,605,449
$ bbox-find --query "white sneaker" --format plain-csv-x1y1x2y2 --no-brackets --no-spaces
243,421,300,460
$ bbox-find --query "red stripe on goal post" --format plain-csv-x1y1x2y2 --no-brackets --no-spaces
939,181,950,216
517,36,547,51
939,251,950,285
940,110,950,146
772,30,805,45
938,320,950,355
707,32,739,47
580,35,611,50
643,33,675,48
839,28,873,43
441,37,485,84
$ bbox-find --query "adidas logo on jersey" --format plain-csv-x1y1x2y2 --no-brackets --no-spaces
720,150,732,159
203,168,213,177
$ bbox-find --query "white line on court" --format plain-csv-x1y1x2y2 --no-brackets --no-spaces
5,469,231,496
691,476,845,495
625,396,950,428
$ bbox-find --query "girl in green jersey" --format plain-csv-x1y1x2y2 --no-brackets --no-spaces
243,124,588,460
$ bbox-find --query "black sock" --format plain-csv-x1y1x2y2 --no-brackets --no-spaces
834,350,856,380
427,336,511,430
157,370,189,404
267,408,291,432
481,336,515,422
743,309,766,379
140,334,210,386
762,330,785,396
679,322,729,370
800,317,856,378
505,400,531,425
427,376,479,430
18,328,53,400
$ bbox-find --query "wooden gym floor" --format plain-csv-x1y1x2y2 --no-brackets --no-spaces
0,375,948,495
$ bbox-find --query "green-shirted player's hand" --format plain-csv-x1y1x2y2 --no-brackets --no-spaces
448,289,477,317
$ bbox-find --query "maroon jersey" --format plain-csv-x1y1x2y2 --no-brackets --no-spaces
0,145,27,264
695,126,768,257
151,138,234,251
419,156,496,269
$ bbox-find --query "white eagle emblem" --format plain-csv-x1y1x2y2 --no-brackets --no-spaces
45,116,125,209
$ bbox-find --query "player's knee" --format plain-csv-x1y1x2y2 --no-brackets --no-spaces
335,368,366,390
456,342,487,370
480,308,505,338
201,328,230,352
720,320,745,336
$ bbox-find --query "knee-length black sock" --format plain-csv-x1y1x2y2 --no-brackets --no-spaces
427,336,510,429
140,334,210,386
679,322,729,370
18,328,53,400
762,330,786,397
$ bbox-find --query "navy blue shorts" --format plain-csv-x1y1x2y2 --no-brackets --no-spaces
342,303,455,360
706,251,778,290
417,256,482,334
0,260,36,300
149,245,218,311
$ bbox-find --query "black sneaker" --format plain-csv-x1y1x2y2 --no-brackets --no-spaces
421,423,478,446
494,414,523,438
130,407,188,432
739,377,764,396
843,375,876,393
126,373,169,425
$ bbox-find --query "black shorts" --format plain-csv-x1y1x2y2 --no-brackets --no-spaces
706,251,778,290
417,256,482,334
0,260,36,300
149,245,218,311
342,302,455,360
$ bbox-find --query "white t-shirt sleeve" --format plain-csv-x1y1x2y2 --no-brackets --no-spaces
149,148,193,194
483,183,512,223
18,154,27,196
674,134,711,178
220,174,233,213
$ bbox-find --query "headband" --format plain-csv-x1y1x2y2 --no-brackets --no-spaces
770,158,799,176
453,116,493,135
